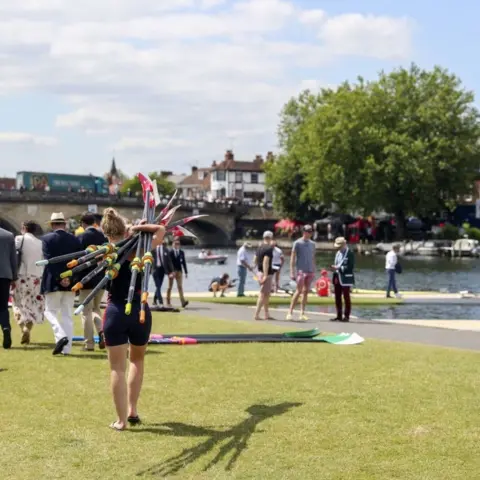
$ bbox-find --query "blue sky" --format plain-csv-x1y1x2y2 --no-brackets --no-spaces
0,0,478,178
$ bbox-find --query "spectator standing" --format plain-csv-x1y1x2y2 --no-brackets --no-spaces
286,225,316,321
386,244,402,298
12,221,45,345
0,226,18,349
166,237,189,308
253,231,275,320
330,237,355,322
152,240,174,306
41,212,82,355
77,213,108,351
236,242,253,297
271,240,284,293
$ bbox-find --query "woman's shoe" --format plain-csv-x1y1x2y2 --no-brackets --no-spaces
127,415,141,425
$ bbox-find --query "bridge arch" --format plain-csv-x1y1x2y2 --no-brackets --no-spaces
174,218,231,247
0,215,21,235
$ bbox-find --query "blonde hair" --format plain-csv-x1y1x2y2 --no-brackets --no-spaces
101,208,127,239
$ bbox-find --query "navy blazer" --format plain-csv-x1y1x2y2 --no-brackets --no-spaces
169,248,188,275
77,227,108,290
40,230,82,294
152,245,174,275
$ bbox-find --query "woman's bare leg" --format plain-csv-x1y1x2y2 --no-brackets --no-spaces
107,344,128,429
128,344,147,418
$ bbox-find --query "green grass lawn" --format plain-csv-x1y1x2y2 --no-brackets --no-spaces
2,312,480,479
194,295,402,306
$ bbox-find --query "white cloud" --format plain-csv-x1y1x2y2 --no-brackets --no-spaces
0,132,57,146
319,14,413,59
199,0,226,8
298,9,326,25
114,136,191,152
0,0,415,174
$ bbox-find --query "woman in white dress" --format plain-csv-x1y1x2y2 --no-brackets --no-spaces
271,240,284,293
13,221,45,345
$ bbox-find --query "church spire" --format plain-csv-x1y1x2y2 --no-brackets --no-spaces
110,157,118,177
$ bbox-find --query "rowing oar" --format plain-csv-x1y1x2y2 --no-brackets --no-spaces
70,235,139,292
66,242,117,269
139,191,157,323
154,189,178,223
74,239,139,315
159,204,181,226
35,236,133,267
166,214,208,230
125,189,150,315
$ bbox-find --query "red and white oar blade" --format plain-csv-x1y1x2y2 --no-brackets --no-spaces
138,173,155,208
170,225,197,238
160,204,181,226
168,214,208,229
152,180,161,207
156,189,178,222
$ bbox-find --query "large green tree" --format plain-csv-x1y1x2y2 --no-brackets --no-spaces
268,64,480,237
121,172,176,196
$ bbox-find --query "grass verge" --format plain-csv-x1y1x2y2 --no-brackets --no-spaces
193,295,403,306
2,312,480,479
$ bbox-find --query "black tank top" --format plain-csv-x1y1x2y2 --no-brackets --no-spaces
107,260,142,303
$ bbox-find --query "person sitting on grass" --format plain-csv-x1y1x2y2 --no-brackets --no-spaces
209,273,231,297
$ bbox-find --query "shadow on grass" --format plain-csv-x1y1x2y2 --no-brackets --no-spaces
135,402,302,477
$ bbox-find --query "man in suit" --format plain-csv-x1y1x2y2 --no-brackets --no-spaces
41,212,82,355
166,237,189,308
77,212,107,351
330,236,355,322
152,240,174,306
0,227,18,349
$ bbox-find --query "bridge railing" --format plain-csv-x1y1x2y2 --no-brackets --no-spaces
0,189,253,214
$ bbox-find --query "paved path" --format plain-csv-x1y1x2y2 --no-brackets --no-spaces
186,302,480,351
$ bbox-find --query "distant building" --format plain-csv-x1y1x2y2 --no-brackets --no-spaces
178,166,211,199
0,177,16,190
210,150,273,201
160,171,188,190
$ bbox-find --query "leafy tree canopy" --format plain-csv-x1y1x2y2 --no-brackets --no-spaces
268,64,480,235
120,172,176,197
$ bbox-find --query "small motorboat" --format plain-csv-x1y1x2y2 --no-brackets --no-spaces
190,254,228,265
440,238,480,257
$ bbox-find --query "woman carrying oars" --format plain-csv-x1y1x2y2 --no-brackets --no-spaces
100,207,165,431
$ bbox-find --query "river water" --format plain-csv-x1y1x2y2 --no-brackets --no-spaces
172,248,480,320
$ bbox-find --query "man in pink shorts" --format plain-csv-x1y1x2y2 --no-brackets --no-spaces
286,225,316,321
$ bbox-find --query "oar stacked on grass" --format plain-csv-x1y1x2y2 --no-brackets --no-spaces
35,173,207,319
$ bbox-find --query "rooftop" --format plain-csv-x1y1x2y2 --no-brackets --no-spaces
210,150,274,172
178,166,211,189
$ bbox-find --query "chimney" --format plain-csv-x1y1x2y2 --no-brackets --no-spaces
225,150,234,162
266,151,274,161
212,160,217,167
191,166,198,173
254,154,263,164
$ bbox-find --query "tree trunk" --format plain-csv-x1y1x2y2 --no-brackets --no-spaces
395,211,406,240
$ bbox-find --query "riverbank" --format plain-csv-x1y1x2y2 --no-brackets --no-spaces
168,289,480,306
235,238,373,252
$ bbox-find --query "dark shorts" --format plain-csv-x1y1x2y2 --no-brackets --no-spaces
103,301,152,347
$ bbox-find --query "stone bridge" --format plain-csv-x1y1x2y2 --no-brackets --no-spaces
0,190,277,246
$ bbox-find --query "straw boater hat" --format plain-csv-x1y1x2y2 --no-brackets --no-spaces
334,236,346,247
48,212,66,224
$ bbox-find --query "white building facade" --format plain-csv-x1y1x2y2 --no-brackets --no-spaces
209,151,272,201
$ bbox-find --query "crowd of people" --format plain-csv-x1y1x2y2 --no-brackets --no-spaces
0,210,404,432
0,207,169,430
216,225,355,322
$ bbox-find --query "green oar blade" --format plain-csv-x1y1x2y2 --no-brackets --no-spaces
283,328,320,338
